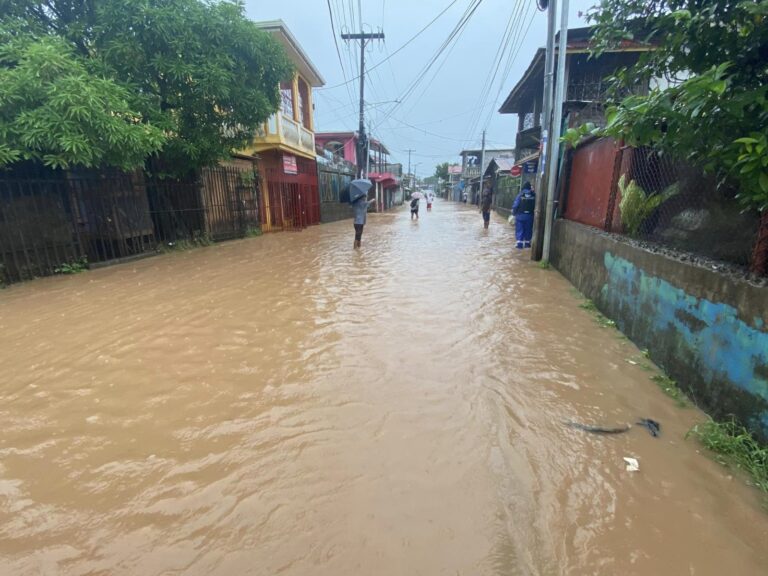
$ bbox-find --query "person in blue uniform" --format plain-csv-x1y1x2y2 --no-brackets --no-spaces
512,181,536,249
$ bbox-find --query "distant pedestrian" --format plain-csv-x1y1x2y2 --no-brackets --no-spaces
410,195,420,220
480,181,493,229
426,191,434,212
462,191,468,204
512,181,536,249
349,179,374,249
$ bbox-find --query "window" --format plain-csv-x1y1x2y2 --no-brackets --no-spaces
297,78,311,127
280,81,294,117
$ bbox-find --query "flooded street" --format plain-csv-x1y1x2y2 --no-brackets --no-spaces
1,200,767,575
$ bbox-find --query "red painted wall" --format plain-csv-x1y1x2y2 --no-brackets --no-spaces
563,138,618,229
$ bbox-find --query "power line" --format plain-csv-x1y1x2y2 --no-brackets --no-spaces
318,0,464,91
479,5,536,132
462,0,525,146
372,0,486,130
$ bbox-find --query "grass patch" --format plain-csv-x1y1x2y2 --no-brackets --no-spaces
245,227,263,238
687,419,768,493
54,256,89,275
651,374,688,407
578,298,616,328
538,259,551,270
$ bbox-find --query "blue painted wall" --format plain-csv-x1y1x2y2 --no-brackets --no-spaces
603,252,768,431
552,220,768,439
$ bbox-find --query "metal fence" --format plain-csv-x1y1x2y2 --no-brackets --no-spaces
493,175,522,217
0,161,260,285
319,164,355,203
562,139,767,275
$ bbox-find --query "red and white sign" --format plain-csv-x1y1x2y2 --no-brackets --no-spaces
283,154,298,175
510,165,522,177
448,165,462,175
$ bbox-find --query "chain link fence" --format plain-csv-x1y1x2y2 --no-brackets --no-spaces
563,139,767,275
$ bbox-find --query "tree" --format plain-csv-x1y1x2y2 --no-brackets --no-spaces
0,0,293,171
588,0,768,214
0,34,165,169
434,162,459,181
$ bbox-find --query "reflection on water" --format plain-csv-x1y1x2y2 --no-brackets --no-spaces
1,201,767,575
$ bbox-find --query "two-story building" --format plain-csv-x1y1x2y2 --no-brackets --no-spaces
241,20,325,231
315,131,400,212
459,148,515,204
498,26,654,188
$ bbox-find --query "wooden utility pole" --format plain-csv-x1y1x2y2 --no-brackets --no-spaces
531,0,557,260
406,148,414,192
341,31,385,178
479,130,486,204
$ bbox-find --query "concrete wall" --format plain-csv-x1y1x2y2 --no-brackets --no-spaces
551,219,768,439
320,202,351,224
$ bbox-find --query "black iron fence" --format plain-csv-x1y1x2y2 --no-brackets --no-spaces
0,161,260,285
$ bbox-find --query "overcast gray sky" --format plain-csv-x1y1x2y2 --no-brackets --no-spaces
246,0,595,176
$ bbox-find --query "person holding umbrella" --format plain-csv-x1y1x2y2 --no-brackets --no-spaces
349,178,375,249
409,191,423,220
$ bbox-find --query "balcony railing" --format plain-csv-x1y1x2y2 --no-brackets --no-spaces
257,112,316,155
462,166,480,179
279,114,315,154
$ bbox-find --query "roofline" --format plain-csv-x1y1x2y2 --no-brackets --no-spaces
499,29,654,114
255,20,325,87
315,131,390,155
459,148,515,155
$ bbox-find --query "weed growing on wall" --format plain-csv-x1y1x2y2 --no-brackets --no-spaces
651,374,688,407
688,419,768,494
579,299,616,328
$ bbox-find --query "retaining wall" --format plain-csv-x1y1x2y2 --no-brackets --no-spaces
551,219,768,440
320,202,351,224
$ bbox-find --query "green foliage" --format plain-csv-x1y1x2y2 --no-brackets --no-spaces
688,418,768,493
578,298,617,328
0,34,165,169
54,256,88,275
1,0,293,172
618,175,679,236
588,0,768,213
651,373,688,407
561,122,598,148
434,162,458,181
245,226,262,237
537,259,551,270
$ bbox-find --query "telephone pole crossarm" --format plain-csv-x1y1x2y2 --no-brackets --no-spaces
341,31,386,177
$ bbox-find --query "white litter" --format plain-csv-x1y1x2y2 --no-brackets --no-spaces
623,457,640,472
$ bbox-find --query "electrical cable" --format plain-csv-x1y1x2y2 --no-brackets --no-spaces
318,0,464,91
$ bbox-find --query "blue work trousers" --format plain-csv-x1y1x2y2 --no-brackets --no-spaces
515,215,533,247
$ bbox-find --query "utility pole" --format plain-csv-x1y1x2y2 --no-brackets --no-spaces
341,30,385,178
479,129,486,204
406,148,414,193
541,0,569,262
531,0,557,260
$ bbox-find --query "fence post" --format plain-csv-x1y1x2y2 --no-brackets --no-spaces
751,211,768,276
604,142,625,232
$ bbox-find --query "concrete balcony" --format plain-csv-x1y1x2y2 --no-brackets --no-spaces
245,111,316,159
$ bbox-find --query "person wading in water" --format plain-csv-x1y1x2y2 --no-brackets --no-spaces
349,179,374,249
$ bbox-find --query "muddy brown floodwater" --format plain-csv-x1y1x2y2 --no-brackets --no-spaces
1,200,767,575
